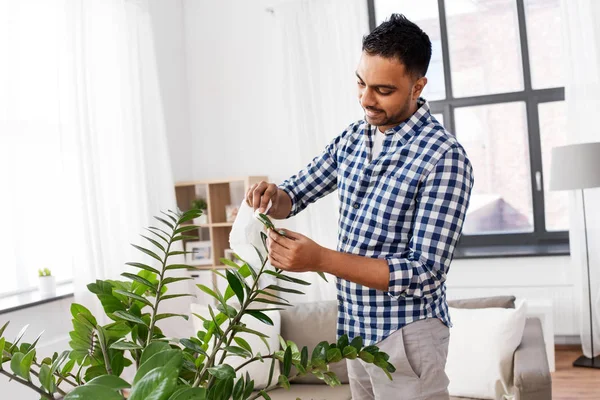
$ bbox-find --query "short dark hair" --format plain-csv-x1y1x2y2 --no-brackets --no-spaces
362,14,432,78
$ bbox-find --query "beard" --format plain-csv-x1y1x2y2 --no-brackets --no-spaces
363,94,414,129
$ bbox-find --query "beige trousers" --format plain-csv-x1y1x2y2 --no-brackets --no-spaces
347,318,450,400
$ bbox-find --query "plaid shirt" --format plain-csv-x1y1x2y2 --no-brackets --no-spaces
279,99,474,345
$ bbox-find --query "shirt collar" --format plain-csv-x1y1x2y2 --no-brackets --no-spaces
382,97,430,145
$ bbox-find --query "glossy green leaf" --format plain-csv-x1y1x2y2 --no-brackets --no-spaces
226,270,245,304
337,334,349,350
323,371,341,386
326,347,342,363
174,225,200,235
70,304,97,324
342,345,357,360
129,366,179,400
264,285,304,295
9,324,29,351
19,348,36,380
350,336,363,352
154,216,175,230
134,349,182,384
0,338,5,360
140,341,171,365
64,384,124,400
104,322,132,339
232,377,244,400
207,364,236,380
144,227,169,244
0,321,9,337
110,340,143,350
155,313,189,321
300,346,309,368
277,374,290,390
246,310,273,326
359,350,374,363
258,390,272,400
282,346,292,376
115,290,154,308
39,363,56,393
266,357,276,388
223,345,251,359
86,375,131,390
233,337,252,355
168,387,207,400
112,311,147,326
161,293,195,301
131,244,163,263
179,339,207,356
120,274,157,293
161,277,192,285
317,271,328,282
165,264,191,271
10,352,25,378
126,262,160,275
140,235,166,253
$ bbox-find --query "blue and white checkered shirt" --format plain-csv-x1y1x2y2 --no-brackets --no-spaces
279,99,474,345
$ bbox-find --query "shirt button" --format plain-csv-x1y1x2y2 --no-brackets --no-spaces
353,203,360,209
342,236,348,243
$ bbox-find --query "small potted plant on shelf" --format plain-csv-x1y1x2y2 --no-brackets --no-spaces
191,197,208,225
38,267,56,297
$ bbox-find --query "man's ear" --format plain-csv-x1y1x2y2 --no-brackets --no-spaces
412,76,428,100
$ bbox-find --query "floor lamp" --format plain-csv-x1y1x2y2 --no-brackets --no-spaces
550,142,600,369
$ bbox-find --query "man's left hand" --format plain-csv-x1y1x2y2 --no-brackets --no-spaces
266,228,324,273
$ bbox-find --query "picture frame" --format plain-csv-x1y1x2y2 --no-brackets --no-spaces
185,241,212,266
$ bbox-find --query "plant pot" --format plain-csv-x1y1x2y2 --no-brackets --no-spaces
194,213,208,225
39,276,56,297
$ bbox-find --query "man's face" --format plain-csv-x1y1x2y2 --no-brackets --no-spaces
356,52,426,132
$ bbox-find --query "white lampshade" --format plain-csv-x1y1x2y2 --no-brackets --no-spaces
549,142,600,191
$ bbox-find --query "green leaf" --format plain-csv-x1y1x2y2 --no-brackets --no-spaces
112,290,154,308
232,377,244,400
0,321,9,337
342,345,357,359
196,285,223,303
337,334,349,350
64,385,124,400
39,364,56,393
278,374,290,389
317,271,328,282
226,270,245,304
266,357,276,388
134,349,183,384
70,304,97,324
326,347,342,363
161,277,192,285
129,366,179,400
140,341,171,365
131,244,163,263
256,290,290,303
245,310,274,326
207,364,236,380
359,350,374,363
252,244,265,266
120,274,157,293
126,262,161,275
180,339,208,356
254,298,292,307
155,313,189,321
144,227,169,244
0,338,5,359
86,375,131,390
165,264,191,271
9,324,29,351
223,345,251,358
243,372,255,399
301,346,309,368
311,341,328,362
282,346,292,376
154,216,175,230
141,235,166,253
110,340,143,350
233,337,252,355
10,352,25,378
350,336,363,352
20,348,36,380
258,390,272,400
161,293,195,301
104,322,132,339
323,371,341,386
168,387,207,400
112,311,148,326
264,285,305,295
174,225,200,235
362,345,379,355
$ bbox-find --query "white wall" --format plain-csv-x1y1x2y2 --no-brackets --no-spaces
148,0,193,182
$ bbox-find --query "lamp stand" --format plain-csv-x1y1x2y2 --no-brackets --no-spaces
573,188,600,369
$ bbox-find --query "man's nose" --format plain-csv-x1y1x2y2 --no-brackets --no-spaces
360,87,376,108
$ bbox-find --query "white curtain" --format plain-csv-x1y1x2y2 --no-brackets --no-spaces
562,0,600,358
0,0,192,337
269,0,368,302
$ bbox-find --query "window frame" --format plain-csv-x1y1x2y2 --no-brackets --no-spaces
367,0,569,255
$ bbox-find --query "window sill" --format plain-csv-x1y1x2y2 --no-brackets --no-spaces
0,282,74,315
454,243,570,259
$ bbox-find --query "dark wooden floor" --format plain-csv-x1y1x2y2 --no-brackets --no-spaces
552,346,600,399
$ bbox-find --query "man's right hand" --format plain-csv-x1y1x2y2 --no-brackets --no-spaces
245,181,292,219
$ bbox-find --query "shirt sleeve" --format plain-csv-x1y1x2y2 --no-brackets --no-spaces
386,145,474,299
278,128,348,218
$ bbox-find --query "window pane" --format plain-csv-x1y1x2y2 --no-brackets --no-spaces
446,0,524,97
524,0,565,89
455,102,533,235
432,113,444,126
539,101,569,231
373,0,446,100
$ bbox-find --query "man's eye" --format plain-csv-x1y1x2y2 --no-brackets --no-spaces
357,81,365,86
378,89,392,95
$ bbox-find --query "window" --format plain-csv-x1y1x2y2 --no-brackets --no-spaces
0,1,73,296
369,0,568,252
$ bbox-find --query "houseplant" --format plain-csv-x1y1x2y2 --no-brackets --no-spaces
0,208,394,399
191,198,208,224
38,268,56,297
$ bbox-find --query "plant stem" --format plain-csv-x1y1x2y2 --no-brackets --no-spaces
0,370,54,399
197,257,268,388
234,354,273,372
146,222,176,347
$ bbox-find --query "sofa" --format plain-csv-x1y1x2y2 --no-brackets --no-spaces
266,297,552,400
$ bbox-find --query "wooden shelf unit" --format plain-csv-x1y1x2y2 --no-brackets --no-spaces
174,176,267,269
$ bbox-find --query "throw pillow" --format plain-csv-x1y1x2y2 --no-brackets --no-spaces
448,295,516,309
190,302,281,389
445,299,527,400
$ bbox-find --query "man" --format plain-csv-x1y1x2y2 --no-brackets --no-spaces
246,14,473,400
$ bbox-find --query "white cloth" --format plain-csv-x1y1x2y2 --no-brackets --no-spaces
371,127,387,161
